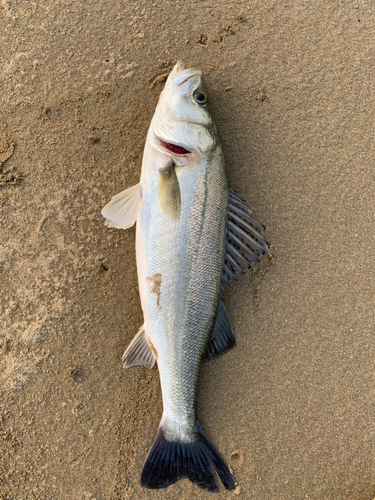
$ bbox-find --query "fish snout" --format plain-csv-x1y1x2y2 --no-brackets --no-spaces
171,61,202,87
175,60,186,72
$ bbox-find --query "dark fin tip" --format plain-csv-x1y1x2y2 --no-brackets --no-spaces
141,426,235,492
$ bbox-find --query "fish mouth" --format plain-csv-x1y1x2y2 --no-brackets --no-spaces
156,137,193,155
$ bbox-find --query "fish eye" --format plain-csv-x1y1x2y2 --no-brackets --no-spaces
194,92,208,106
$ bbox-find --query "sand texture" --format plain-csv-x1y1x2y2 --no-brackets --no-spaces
1,1,375,499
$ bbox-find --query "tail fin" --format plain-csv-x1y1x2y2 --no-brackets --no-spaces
141,422,235,492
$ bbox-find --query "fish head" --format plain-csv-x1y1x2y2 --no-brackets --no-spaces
150,61,217,166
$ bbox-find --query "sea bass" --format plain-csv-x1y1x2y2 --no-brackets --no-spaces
102,61,269,492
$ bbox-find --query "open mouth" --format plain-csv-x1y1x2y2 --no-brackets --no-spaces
158,139,192,155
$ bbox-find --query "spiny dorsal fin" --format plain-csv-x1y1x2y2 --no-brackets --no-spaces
202,300,236,361
222,188,270,289
101,183,142,230
122,325,156,369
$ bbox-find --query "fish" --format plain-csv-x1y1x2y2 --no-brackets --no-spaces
101,60,270,492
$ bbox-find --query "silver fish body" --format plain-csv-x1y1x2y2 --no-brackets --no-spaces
137,138,227,443
102,61,269,492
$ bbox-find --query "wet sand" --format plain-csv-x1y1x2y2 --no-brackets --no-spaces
1,1,374,498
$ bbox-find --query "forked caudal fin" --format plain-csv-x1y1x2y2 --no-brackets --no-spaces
141,421,235,492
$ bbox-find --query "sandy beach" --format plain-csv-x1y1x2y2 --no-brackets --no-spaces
1,1,374,498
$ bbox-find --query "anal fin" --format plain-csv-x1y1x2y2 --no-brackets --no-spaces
122,325,156,369
202,301,235,361
101,183,142,230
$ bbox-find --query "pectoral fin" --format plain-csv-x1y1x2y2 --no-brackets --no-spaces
101,183,142,229
158,161,181,220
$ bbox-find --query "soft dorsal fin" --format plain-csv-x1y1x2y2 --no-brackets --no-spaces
122,325,156,369
101,183,142,229
202,300,236,361
222,189,270,289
